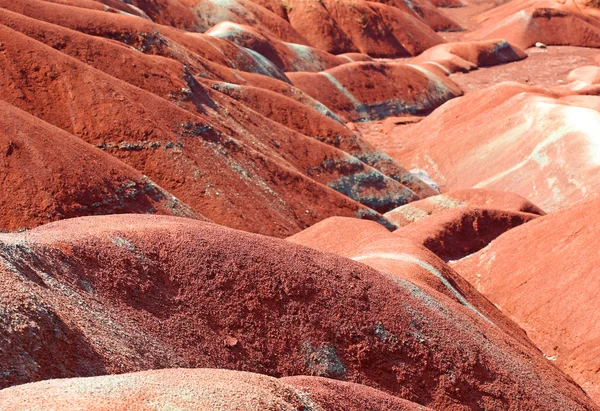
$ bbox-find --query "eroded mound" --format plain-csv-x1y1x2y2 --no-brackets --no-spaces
453,198,600,403
469,0,600,49
393,207,539,261
412,39,526,74
287,216,538,349
0,100,202,231
2,0,600,408
0,1,476,235
380,82,600,211
1,13,426,235
46,0,455,58
205,21,350,72
0,368,430,410
288,61,462,122
283,376,432,410
0,214,596,410
384,189,545,227
282,0,446,57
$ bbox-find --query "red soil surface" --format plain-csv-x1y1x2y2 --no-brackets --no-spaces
345,2,600,404
412,39,526,73
0,9,432,235
0,369,432,410
2,0,600,408
384,190,544,261
396,0,464,31
0,3,434,201
0,100,203,232
50,0,453,57
0,214,596,410
453,198,600,403
202,80,439,198
287,61,463,122
248,0,449,56
364,82,600,212
438,0,505,35
205,21,350,72
287,216,541,349
450,46,600,92
0,0,473,237
283,376,433,410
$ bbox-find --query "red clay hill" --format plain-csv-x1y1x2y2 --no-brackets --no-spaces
1,0,600,409
453,198,600,403
368,82,600,212
0,214,597,410
0,100,204,231
0,0,477,236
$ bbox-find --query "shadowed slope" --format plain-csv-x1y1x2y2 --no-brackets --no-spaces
384,189,545,227
288,61,463,122
287,216,541,349
468,0,600,49
393,207,539,261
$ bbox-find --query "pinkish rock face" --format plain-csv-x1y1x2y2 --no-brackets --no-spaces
0,369,433,411
464,0,600,49
370,83,600,212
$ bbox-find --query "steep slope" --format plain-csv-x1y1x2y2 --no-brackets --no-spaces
393,207,540,261
372,0,463,32
0,0,463,144
0,0,294,81
283,0,445,57
204,80,439,197
205,21,350,72
0,100,202,232
104,0,449,57
0,4,437,202
288,61,463,122
412,39,527,73
283,376,432,410
1,0,600,409
0,21,422,235
287,216,540,349
0,214,596,410
453,198,600,402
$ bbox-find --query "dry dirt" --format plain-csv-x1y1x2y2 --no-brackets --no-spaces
1,0,600,409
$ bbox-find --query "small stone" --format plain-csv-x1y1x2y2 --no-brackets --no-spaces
224,336,238,348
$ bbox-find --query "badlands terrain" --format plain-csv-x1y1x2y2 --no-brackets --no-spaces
0,0,600,409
